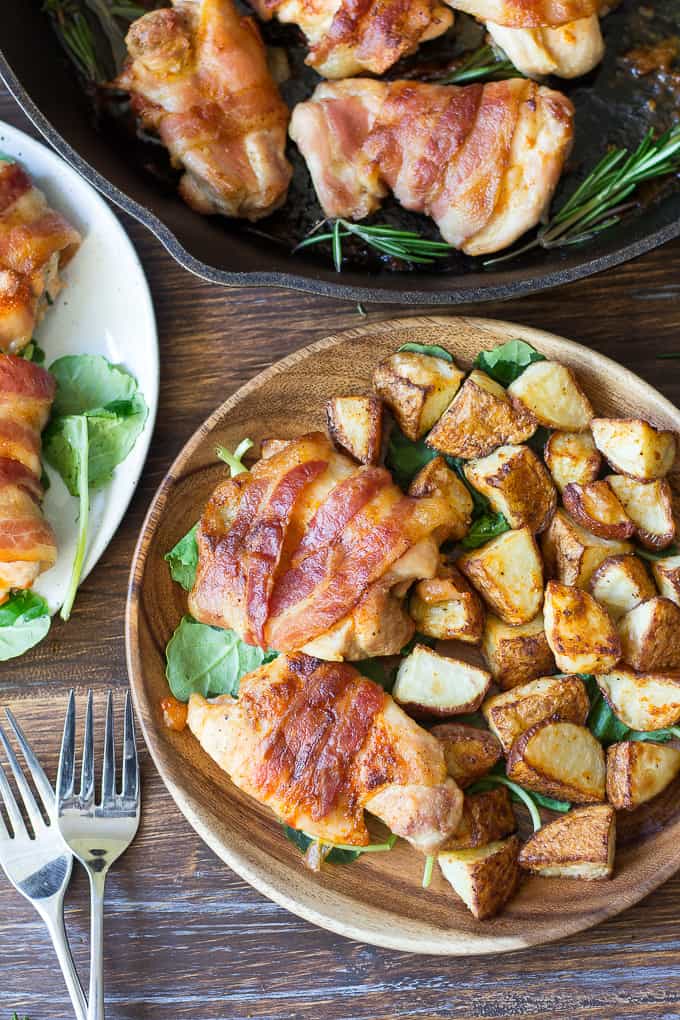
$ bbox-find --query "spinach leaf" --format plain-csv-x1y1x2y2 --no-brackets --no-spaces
385,428,437,489
460,512,510,550
582,674,680,744
357,634,436,691
526,426,553,457
529,791,572,813
165,615,273,702
636,543,679,562
445,456,490,518
165,523,199,591
0,590,51,661
216,438,253,476
281,823,396,864
21,340,45,364
397,342,453,363
49,354,138,415
474,339,545,386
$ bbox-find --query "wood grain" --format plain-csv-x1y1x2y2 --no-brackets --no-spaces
1,89,680,1017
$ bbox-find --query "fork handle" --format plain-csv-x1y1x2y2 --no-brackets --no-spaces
43,910,88,1020
87,869,107,1020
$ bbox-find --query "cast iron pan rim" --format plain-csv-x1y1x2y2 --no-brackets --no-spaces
2,47,679,304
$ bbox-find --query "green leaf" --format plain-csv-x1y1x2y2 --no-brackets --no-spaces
21,340,45,364
58,415,89,621
529,791,572,813
473,339,545,386
216,438,254,477
385,428,437,490
49,354,138,416
396,342,453,363
636,543,679,562
581,674,678,744
281,824,396,864
165,523,199,591
0,591,50,661
165,616,268,702
355,657,396,690
444,457,490,518
460,512,510,550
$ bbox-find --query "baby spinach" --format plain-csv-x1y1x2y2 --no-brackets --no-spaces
49,354,138,415
165,523,199,591
582,674,680,744
21,340,45,364
385,428,437,489
0,591,51,661
636,543,679,562
445,456,490,518
469,763,571,830
473,338,545,386
216,437,253,476
396,342,453,363
281,823,396,864
165,615,274,702
460,512,510,550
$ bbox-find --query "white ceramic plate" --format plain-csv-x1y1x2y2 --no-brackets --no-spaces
0,121,158,613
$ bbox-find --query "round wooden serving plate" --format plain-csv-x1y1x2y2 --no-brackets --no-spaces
126,316,680,955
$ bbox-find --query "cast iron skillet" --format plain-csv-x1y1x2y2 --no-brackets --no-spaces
1,0,679,304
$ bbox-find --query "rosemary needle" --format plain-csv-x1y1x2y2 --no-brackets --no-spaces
295,218,454,271
433,44,523,86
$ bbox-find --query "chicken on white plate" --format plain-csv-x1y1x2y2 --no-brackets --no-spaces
289,78,574,257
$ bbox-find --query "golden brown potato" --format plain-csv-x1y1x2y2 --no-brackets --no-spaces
507,719,606,803
541,509,633,589
595,668,680,730
458,528,543,626
507,361,593,431
326,395,383,465
373,351,464,441
562,481,635,541
426,370,536,459
543,581,621,674
607,741,680,810
445,787,517,851
618,597,680,671
482,675,590,755
408,457,473,542
393,644,491,717
410,564,484,643
544,430,601,494
480,612,556,691
260,438,291,459
606,475,676,551
464,444,556,534
438,835,520,920
431,722,502,788
591,418,677,481
652,555,680,607
589,555,657,621
519,805,615,879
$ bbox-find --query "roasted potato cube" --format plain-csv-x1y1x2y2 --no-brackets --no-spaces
438,836,520,920
373,351,464,441
618,596,680,671
326,395,384,465
410,565,484,643
589,554,657,621
480,612,556,690
507,361,593,431
544,581,621,674
544,430,601,494
519,805,615,879
408,457,473,542
464,444,556,534
482,674,590,755
426,370,536,460
591,418,676,481
541,509,633,588
595,668,680,730
607,741,680,810
431,722,502,787
445,788,517,851
562,481,635,541
458,528,543,626
652,555,680,607
606,474,676,551
393,644,491,717
260,437,291,459
507,719,606,803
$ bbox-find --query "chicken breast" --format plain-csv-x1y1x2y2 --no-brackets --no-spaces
446,0,600,28
486,16,604,78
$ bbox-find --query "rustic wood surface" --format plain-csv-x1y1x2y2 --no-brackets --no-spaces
1,87,680,1019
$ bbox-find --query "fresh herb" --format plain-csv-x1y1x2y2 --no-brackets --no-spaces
635,543,678,562
165,523,199,591
486,125,680,266
295,219,453,272
0,591,51,662
582,674,680,744
473,339,545,386
216,438,253,476
12,1014,30,1020
356,634,435,690
433,44,523,86
44,0,144,81
282,824,396,864
469,765,571,829
460,511,510,550
397,342,453,363
422,854,435,888
165,616,274,702
385,428,437,489
657,353,680,360
445,456,490,519
21,341,46,364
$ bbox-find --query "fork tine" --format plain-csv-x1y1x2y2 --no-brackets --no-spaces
80,690,95,808
0,755,26,838
4,708,55,813
101,690,116,806
0,722,45,833
121,690,139,803
56,690,76,805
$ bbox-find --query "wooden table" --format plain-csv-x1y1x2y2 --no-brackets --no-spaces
2,86,680,1020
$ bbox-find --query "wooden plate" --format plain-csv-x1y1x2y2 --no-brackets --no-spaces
126,316,680,955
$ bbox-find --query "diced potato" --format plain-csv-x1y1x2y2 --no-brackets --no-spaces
408,457,473,542
482,674,590,754
544,581,621,674
430,722,502,787
607,741,680,810
326,395,384,465
618,597,680,671
480,612,556,690
426,370,536,460
410,564,484,643
606,475,676,551
519,805,615,879
595,668,680,730
373,351,464,441
260,438,291,459
507,361,593,431
393,644,491,717
541,509,633,588
458,528,543,626
438,836,520,920
591,418,677,481
544,430,601,494
464,445,556,534
589,554,657,621
507,719,606,803
562,481,635,541
652,555,680,607
445,787,517,851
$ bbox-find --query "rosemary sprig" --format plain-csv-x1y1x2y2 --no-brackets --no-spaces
44,0,144,81
485,124,680,266
295,218,453,271
433,44,522,86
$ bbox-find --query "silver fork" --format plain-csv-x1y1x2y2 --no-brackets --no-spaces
0,708,87,1020
57,689,141,1020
